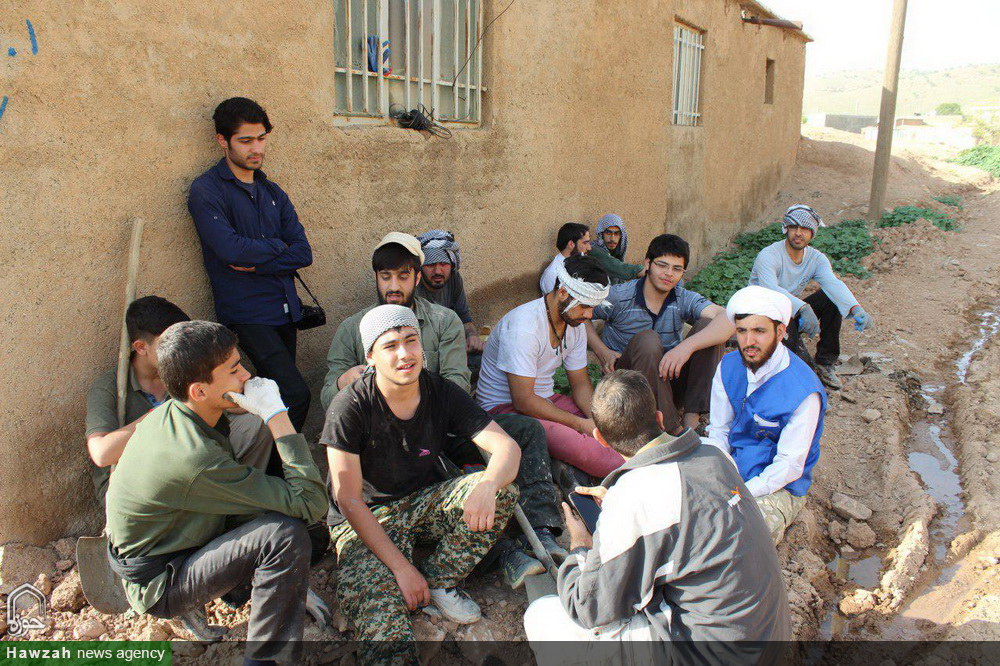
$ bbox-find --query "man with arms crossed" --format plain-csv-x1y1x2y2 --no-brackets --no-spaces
105,321,328,666
587,234,732,435
749,203,873,389
539,222,591,294
323,305,519,665
415,229,485,358
524,370,790,664
479,255,626,478
703,285,826,545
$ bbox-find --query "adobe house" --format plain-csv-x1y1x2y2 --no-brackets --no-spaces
1,0,808,542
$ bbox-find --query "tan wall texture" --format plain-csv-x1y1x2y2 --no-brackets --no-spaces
0,0,805,543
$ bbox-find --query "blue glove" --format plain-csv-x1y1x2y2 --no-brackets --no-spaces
850,306,872,332
797,304,820,337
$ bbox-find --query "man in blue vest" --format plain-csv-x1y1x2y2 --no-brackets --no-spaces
704,286,825,545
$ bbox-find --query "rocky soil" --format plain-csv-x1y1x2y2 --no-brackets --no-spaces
2,127,999,661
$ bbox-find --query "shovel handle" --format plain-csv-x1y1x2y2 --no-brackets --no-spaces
116,218,144,426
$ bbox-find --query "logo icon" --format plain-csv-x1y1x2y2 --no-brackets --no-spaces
6,583,47,637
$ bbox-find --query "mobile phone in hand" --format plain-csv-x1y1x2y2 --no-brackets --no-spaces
568,491,602,534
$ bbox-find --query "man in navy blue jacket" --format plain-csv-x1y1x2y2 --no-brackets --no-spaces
188,97,313,431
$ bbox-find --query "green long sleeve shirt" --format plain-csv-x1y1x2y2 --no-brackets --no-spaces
320,297,470,410
589,247,644,284
105,400,328,613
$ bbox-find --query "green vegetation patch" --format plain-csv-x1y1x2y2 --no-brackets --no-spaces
955,145,1000,179
877,205,959,231
933,195,963,209
553,362,602,395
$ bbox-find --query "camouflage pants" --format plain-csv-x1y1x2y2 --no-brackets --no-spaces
329,473,518,665
755,489,806,545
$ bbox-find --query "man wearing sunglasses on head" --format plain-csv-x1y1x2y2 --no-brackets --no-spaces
585,234,734,436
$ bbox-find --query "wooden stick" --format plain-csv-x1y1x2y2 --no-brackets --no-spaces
116,218,144,426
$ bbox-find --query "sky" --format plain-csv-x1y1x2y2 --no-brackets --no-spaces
761,0,1000,77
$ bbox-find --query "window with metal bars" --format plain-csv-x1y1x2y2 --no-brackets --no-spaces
672,22,704,126
332,0,484,125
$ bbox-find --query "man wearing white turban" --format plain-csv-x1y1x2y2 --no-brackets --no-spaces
703,286,826,545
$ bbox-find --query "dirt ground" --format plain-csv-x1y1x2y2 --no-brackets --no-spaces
3,126,1000,661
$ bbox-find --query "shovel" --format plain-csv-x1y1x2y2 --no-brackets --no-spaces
76,535,131,615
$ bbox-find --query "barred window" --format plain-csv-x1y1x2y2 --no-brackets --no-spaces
332,0,484,125
672,22,704,126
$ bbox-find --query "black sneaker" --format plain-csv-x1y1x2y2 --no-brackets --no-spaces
815,364,843,390
532,527,569,564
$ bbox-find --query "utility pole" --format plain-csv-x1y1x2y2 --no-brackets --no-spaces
868,0,908,221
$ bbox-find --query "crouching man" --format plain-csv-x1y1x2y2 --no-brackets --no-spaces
323,305,520,665
704,286,825,545
105,321,329,666
524,370,789,664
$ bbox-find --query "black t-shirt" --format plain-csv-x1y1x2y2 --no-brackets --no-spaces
321,370,491,516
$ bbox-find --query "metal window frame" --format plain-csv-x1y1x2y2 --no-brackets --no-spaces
332,0,485,127
671,22,704,127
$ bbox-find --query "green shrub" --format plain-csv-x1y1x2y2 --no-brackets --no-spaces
933,195,963,209
935,102,962,116
877,205,958,231
956,145,1000,178
553,362,602,395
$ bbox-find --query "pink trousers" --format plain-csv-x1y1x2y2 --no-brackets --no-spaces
489,394,625,479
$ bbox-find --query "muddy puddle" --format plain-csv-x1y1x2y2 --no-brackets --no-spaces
956,308,1000,384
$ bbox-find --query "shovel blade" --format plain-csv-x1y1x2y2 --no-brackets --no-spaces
76,536,131,615
524,573,557,604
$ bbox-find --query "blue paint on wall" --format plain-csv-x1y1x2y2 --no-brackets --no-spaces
0,96,8,123
26,19,37,54
7,47,15,57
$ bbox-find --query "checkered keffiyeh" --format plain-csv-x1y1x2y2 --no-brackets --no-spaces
594,213,628,260
360,305,420,355
782,204,826,233
417,230,461,268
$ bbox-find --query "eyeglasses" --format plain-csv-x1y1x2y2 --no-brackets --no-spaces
651,260,686,275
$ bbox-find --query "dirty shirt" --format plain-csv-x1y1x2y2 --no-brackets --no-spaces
321,370,491,525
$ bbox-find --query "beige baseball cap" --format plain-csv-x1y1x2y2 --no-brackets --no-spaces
373,232,425,265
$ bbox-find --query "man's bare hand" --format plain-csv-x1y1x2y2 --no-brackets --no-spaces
392,563,430,611
462,478,498,532
229,264,256,272
573,485,607,507
561,502,593,550
466,334,485,354
659,346,692,381
338,364,367,389
576,417,597,438
595,347,621,375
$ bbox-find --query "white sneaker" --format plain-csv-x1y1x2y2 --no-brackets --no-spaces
424,587,481,624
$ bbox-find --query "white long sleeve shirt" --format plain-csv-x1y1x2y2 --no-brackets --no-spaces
703,344,821,497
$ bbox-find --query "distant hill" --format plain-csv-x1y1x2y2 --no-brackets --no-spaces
804,64,1000,115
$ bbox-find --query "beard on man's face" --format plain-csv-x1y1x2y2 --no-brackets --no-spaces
557,295,589,327
377,286,415,308
739,335,779,372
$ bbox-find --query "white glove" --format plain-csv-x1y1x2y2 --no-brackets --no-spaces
226,377,287,423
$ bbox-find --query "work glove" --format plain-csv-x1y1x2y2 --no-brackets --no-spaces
226,377,287,423
850,305,872,332
797,304,820,337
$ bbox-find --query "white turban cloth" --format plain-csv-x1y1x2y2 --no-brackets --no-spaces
360,305,420,355
726,286,792,326
555,263,611,312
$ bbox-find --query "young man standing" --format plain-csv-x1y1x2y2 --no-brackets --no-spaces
323,305,519,665
749,203,873,389
85,296,271,507
703,286,826,545
586,234,732,435
588,213,645,284
189,97,313,429
105,321,329,666
524,370,790,664
479,255,626,478
539,222,591,294
415,229,484,356
320,232,469,410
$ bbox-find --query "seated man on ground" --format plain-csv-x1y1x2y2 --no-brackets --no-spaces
323,305,520,665
539,222,590,294
586,234,733,435
523,370,790,663
320,233,566,588
703,285,826,545
321,232,469,409
588,213,645,285
86,296,271,508
415,229,485,361
105,321,329,666
749,203,873,389
478,255,626,479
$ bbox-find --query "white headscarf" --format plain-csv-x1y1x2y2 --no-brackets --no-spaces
555,263,611,311
726,286,792,326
